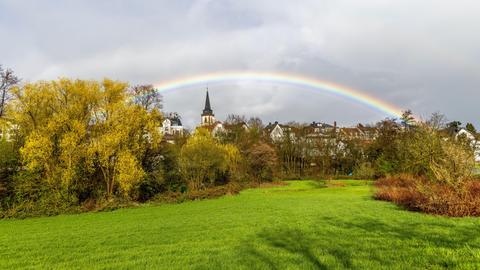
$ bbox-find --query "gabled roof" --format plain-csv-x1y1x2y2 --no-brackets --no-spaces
310,121,334,128
165,112,182,126
265,121,290,131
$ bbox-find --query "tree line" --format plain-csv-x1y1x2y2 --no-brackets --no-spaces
0,70,280,217
0,66,478,217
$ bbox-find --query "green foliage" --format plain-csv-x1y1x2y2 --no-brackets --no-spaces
3,171,77,218
137,143,187,202
367,119,402,177
429,137,475,186
399,125,474,184
367,117,475,184
0,137,19,209
400,126,444,177
353,162,375,179
466,123,477,134
158,143,184,191
400,109,415,128
447,121,462,133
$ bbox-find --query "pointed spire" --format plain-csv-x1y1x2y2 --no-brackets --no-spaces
202,89,213,116
205,90,211,110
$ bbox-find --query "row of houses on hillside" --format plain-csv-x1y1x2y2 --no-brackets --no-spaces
161,91,380,144
158,90,480,162
264,121,379,143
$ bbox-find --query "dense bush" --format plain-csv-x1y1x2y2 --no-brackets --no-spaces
179,128,241,191
245,143,278,182
372,122,478,216
375,175,480,217
353,162,376,179
154,181,286,204
0,79,165,217
0,138,18,209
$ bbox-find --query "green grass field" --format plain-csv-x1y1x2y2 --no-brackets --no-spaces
474,163,480,175
1,180,479,269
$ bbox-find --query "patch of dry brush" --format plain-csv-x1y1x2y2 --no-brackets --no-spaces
374,175,480,217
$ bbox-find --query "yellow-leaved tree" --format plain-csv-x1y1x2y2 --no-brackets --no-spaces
11,79,162,201
179,128,241,190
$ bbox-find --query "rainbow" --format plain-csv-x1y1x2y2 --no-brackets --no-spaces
153,71,403,118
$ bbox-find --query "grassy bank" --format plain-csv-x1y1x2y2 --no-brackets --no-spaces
1,180,479,269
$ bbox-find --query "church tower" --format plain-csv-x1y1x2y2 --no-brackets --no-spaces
201,90,215,126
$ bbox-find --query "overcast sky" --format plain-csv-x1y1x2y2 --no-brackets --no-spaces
1,0,479,128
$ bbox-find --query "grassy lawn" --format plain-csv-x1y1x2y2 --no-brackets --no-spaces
475,163,480,175
1,180,480,269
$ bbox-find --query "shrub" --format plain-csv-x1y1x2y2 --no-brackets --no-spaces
179,129,241,191
374,175,480,217
429,138,475,186
245,143,278,182
353,162,375,179
374,175,426,211
0,138,19,206
153,182,244,203
153,181,286,204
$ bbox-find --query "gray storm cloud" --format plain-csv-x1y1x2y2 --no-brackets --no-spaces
1,0,479,128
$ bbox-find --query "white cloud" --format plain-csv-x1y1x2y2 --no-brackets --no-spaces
1,0,479,127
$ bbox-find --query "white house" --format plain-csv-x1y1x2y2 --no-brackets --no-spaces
160,113,185,143
456,128,480,162
161,113,184,136
266,121,297,143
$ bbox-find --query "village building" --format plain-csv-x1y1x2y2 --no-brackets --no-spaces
198,90,223,134
196,90,250,137
194,91,478,163
265,121,293,142
338,124,379,141
160,112,185,144
265,121,379,143
456,128,480,162
161,112,184,136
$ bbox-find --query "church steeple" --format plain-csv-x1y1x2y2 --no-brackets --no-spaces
201,89,215,126
202,90,213,116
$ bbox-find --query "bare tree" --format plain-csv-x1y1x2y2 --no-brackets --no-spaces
130,84,163,111
426,112,447,130
0,65,20,117
247,116,264,129
224,114,247,125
